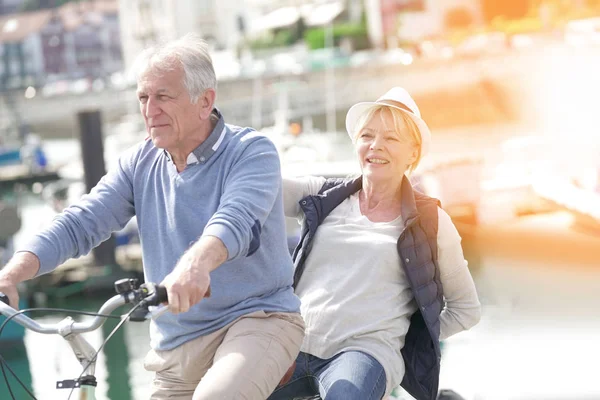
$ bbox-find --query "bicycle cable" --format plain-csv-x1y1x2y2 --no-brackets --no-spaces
0,352,34,400
0,307,123,400
66,301,144,400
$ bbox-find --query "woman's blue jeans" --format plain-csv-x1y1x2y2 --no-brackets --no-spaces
268,351,387,400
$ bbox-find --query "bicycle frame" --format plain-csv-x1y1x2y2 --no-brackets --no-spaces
0,280,167,400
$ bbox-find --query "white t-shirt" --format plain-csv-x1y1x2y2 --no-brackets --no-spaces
284,176,481,396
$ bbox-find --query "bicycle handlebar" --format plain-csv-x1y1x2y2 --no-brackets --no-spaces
0,281,168,335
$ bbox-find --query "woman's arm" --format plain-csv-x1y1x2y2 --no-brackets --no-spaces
282,176,326,219
436,208,481,340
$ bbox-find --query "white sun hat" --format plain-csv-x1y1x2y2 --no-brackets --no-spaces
345,87,432,157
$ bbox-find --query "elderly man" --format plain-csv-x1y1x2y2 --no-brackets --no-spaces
0,34,304,399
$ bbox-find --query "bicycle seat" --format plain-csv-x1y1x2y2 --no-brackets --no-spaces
279,361,296,387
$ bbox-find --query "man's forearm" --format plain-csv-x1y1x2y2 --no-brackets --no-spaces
190,235,228,272
0,251,40,283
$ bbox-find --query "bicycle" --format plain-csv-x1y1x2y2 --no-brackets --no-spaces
0,278,168,400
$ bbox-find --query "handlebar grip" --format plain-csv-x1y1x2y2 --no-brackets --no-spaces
0,292,8,305
155,285,168,304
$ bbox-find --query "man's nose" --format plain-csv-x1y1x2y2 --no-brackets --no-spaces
145,97,161,117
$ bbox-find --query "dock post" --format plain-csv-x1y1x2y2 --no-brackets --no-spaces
77,110,118,268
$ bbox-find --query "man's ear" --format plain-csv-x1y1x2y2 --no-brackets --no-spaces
199,89,216,120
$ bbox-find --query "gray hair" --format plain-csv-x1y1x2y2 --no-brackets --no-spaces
131,33,217,104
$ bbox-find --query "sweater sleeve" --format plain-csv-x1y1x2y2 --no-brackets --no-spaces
18,151,137,276
202,134,286,261
436,207,481,340
282,176,326,220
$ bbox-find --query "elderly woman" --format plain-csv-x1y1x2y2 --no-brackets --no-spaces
269,87,481,400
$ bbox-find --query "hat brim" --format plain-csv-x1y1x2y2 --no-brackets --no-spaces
345,101,431,157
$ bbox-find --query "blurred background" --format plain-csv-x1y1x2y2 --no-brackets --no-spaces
1,0,600,399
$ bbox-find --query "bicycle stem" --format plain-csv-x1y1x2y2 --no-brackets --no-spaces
58,316,100,376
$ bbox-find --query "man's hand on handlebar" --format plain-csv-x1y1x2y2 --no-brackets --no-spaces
160,236,223,314
0,277,20,309
0,251,42,309
160,262,212,315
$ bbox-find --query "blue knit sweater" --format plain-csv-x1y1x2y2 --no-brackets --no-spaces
21,113,300,350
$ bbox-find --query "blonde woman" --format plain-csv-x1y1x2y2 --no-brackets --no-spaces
269,88,481,400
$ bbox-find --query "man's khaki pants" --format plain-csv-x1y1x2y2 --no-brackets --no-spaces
144,311,305,400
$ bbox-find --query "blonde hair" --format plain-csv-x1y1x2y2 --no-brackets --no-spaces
352,104,423,175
